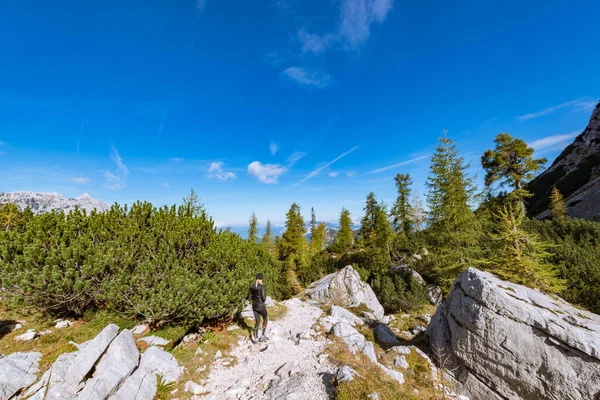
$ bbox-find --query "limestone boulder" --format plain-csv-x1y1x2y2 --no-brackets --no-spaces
374,324,401,347
0,352,41,400
427,267,600,400
330,305,364,327
332,321,377,363
305,265,384,320
336,365,359,383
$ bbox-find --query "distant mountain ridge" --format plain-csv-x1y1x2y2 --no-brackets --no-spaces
528,102,600,221
0,192,110,215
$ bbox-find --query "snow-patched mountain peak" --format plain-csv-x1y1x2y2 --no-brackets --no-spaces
0,191,109,215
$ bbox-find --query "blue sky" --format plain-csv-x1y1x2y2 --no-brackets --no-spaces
0,0,599,226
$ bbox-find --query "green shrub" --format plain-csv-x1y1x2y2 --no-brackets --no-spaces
0,202,288,325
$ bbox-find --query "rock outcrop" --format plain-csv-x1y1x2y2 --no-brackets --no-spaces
528,101,600,221
4,324,183,400
0,192,109,215
427,267,600,400
305,265,385,320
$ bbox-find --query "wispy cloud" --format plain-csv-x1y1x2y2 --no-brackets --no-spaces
298,0,394,55
329,171,339,178
287,151,307,167
529,131,579,152
196,0,207,13
347,171,357,177
357,155,429,176
517,99,597,121
270,142,279,155
110,145,129,176
248,161,288,184
103,171,126,190
105,146,128,190
70,177,91,184
295,145,359,185
281,67,331,88
170,157,184,162
162,182,170,188
207,161,237,181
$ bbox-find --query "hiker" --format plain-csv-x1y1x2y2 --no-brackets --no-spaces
248,272,269,342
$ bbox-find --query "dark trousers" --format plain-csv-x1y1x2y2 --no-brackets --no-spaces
253,308,268,331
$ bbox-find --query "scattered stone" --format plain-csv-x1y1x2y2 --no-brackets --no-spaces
378,365,405,385
0,352,41,400
374,323,401,346
411,325,427,336
184,380,204,395
305,265,385,320
265,373,310,399
214,350,222,359
332,321,377,363
389,346,411,355
336,365,359,383
394,355,409,369
137,335,170,347
368,393,379,400
427,267,600,399
38,330,53,336
381,315,391,324
265,296,276,307
226,325,240,331
131,324,149,335
182,333,198,343
15,329,38,342
8,323,23,332
240,302,254,318
55,319,73,329
330,305,364,326
195,348,204,356
426,285,443,306
297,328,314,340
196,365,207,373
319,316,339,333
418,314,432,324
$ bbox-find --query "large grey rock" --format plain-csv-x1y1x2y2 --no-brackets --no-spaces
330,305,364,326
111,346,183,400
305,265,385,320
76,329,140,400
374,324,400,347
336,365,359,383
378,365,404,385
426,284,443,306
0,352,41,400
137,335,170,347
427,267,600,400
15,329,38,342
332,321,377,363
265,374,310,400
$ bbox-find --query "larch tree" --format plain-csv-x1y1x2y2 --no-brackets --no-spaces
279,203,308,271
550,186,568,220
390,173,414,235
481,132,546,214
248,212,259,243
309,208,325,254
182,188,205,218
334,208,354,252
359,192,379,243
410,192,426,231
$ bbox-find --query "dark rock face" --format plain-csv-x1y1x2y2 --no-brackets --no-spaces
528,102,600,221
427,268,600,400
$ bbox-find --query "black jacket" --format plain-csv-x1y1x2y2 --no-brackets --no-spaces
248,283,266,311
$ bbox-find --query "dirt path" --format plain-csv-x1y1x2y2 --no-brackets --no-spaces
201,298,335,399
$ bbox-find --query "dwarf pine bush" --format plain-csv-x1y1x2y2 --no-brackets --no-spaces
0,202,288,325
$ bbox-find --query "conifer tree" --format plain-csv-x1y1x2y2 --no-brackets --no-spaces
373,201,393,251
182,188,205,217
309,208,325,254
280,203,309,272
391,173,414,235
359,192,378,243
550,186,568,220
248,212,259,243
334,208,354,252
425,131,478,285
481,133,546,214
488,203,564,292
410,192,426,231
262,219,275,254
0,202,23,231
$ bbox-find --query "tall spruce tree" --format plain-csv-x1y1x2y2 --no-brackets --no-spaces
550,186,568,220
481,133,546,214
248,212,259,243
309,208,325,254
279,203,309,272
425,131,478,286
359,192,378,243
391,173,414,235
373,201,393,252
334,208,354,252
262,219,276,254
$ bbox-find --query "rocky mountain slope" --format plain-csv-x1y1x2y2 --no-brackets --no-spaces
528,102,600,220
0,192,109,215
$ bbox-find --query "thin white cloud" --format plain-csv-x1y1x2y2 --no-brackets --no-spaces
270,142,279,155
347,171,357,177
295,145,359,185
518,99,597,121
358,155,429,176
196,0,207,13
170,157,184,162
110,145,129,176
282,67,331,88
207,161,237,181
329,171,339,178
70,177,91,184
248,161,288,184
529,131,579,152
298,0,394,55
287,151,307,167
162,182,171,188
